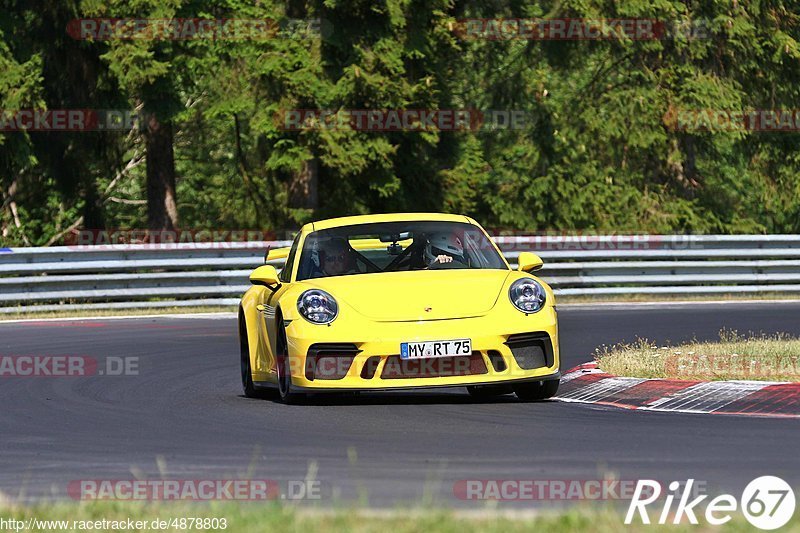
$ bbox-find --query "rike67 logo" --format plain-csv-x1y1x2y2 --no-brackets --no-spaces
626,476,796,530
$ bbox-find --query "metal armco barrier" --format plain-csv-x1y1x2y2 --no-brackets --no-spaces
2,235,800,313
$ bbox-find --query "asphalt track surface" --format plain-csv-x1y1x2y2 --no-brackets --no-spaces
1,302,799,507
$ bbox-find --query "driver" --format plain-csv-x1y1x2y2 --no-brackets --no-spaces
424,232,466,266
317,237,357,277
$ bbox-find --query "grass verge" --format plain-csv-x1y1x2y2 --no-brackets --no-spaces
1,502,797,533
595,330,800,381
0,306,237,321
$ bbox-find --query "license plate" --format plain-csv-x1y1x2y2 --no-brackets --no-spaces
400,339,472,360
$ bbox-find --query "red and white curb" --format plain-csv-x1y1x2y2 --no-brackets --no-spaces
556,362,800,418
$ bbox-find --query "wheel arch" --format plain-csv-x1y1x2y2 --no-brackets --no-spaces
239,288,263,377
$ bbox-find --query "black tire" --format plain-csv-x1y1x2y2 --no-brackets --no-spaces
513,380,559,401
466,385,513,399
240,314,261,398
276,325,304,404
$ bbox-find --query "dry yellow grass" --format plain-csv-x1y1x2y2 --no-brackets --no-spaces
595,330,800,382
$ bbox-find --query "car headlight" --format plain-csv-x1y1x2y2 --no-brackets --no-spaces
297,289,338,324
509,278,546,314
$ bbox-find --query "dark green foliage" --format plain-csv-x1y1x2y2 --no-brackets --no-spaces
1,0,799,244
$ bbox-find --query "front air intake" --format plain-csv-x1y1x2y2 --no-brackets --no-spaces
305,343,361,381
360,356,381,379
487,350,507,372
504,333,554,370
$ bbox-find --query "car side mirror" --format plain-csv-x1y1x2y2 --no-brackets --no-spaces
517,251,544,272
250,265,280,288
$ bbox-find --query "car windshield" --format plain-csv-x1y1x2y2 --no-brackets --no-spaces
296,221,507,280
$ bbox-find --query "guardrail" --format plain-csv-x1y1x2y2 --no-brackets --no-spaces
2,235,800,313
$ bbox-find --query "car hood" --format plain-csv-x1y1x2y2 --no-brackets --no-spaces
301,269,512,321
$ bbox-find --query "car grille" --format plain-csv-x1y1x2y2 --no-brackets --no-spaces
380,351,488,379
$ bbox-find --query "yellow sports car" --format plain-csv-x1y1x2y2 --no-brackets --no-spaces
239,213,559,403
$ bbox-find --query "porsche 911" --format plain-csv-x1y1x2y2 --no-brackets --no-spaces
239,213,559,403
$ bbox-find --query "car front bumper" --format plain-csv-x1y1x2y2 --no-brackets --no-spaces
273,307,560,391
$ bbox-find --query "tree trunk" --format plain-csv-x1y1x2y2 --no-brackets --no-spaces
144,112,178,238
288,158,319,210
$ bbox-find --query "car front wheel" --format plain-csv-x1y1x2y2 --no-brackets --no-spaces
276,327,304,404
513,380,559,401
240,317,260,398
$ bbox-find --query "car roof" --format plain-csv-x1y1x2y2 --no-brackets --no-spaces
302,213,478,232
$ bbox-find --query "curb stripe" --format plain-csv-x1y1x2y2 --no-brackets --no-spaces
557,372,610,395
642,381,769,412
715,383,800,417
560,363,605,383
556,363,799,418
557,376,646,403
595,379,701,409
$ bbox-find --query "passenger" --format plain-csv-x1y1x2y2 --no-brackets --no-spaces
317,237,357,277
